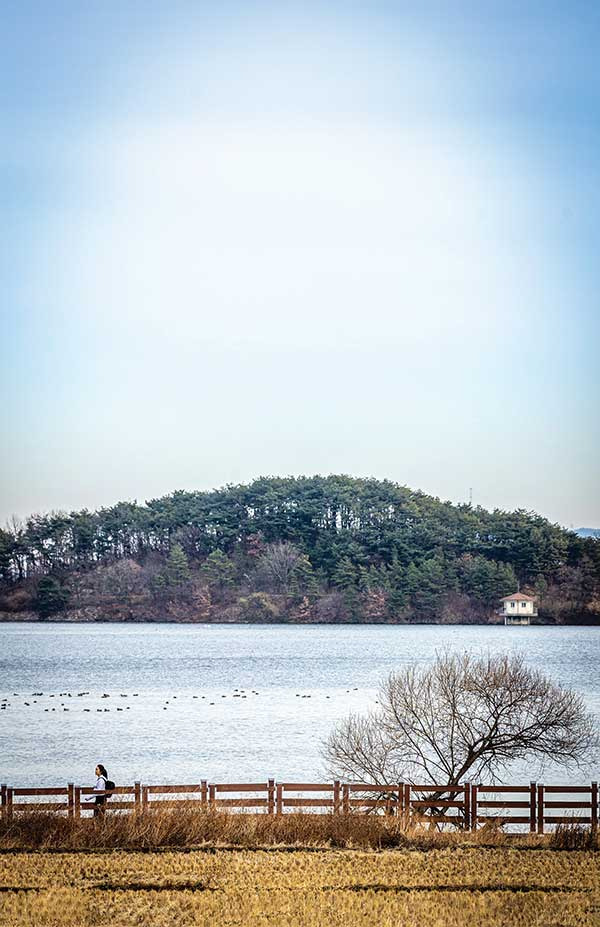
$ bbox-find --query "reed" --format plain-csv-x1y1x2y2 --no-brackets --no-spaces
1,805,589,851
550,823,599,851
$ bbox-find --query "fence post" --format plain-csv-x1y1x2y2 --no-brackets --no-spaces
74,786,81,819
463,782,471,831
68,782,75,819
134,781,141,812
333,780,341,815
201,780,208,809
403,784,411,821
470,784,478,833
591,781,598,835
276,784,283,815
537,784,544,835
342,784,350,815
529,781,537,833
6,788,13,821
1,784,6,818
267,779,275,815
141,786,148,811
208,784,216,810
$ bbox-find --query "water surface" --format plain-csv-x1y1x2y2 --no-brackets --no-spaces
1,623,598,787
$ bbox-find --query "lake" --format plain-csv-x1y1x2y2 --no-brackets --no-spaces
1,623,598,788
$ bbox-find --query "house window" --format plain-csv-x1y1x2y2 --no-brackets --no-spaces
510,602,516,608
521,602,527,608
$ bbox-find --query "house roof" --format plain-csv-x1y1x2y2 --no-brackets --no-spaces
501,592,536,602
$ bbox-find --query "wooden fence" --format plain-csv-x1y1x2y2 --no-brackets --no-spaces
0,780,597,833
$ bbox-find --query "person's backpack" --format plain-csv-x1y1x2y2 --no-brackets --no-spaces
104,779,115,795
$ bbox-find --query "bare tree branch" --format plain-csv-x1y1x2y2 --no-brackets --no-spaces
323,652,599,795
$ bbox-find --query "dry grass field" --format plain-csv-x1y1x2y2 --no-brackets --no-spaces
1,807,598,852
1,847,599,927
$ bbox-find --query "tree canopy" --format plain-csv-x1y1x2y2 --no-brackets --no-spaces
0,475,598,623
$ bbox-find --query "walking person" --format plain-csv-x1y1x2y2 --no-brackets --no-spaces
89,764,110,817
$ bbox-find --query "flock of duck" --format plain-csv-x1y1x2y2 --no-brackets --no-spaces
0,687,363,714
1,691,137,713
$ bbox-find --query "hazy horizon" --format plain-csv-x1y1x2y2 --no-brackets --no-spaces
2,1,599,529
0,472,596,533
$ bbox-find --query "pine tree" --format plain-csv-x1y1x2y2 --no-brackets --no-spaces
333,557,359,618
412,556,446,616
405,562,421,599
151,570,168,598
200,549,236,591
333,556,357,590
388,555,408,614
165,543,190,586
460,555,518,607
290,554,318,597
534,573,548,604
357,566,370,592
33,576,69,618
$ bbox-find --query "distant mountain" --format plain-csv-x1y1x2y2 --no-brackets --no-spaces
575,528,600,539
1,475,599,624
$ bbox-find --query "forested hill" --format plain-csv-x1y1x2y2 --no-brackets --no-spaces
1,475,598,624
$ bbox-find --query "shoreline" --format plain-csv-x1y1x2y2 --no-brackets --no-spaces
0,616,597,627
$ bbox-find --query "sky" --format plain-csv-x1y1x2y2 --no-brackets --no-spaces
1,1,599,528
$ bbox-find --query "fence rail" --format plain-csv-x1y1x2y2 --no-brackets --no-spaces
0,780,597,833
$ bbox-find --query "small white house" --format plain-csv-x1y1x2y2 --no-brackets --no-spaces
500,592,538,625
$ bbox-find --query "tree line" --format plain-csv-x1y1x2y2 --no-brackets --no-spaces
0,475,598,623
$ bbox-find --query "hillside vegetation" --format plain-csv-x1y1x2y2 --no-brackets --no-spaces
1,475,598,624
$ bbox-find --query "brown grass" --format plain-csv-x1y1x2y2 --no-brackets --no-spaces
1,806,597,852
1,846,599,927
550,824,600,851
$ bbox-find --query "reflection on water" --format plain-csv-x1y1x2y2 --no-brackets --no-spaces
1,622,598,787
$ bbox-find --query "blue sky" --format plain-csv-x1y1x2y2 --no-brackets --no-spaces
1,1,599,526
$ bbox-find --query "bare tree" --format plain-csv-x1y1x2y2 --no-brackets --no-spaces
255,542,301,595
324,652,598,787
97,558,144,599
